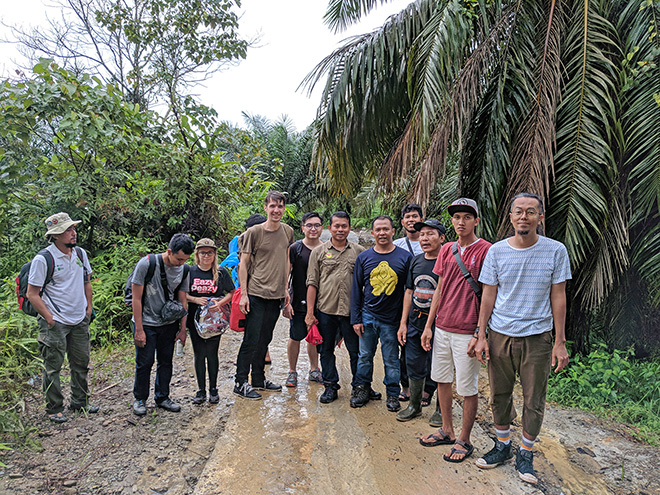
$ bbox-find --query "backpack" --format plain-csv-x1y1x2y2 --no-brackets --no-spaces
124,254,157,306
229,287,246,332
17,246,87,317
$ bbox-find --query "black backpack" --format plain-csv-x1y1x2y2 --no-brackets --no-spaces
124,254,190,306
17,247,87,317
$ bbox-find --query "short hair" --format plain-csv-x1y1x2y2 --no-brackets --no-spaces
401,203,423,218
330,211,351,226
371,215,395,229
264,190,286,206
301,212,323,224
245,214,266,229
510,193,544,215
168,233,195,255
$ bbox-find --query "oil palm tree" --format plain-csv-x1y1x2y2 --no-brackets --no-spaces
303,0,660,351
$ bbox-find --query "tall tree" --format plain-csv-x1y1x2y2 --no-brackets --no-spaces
304,0,660,352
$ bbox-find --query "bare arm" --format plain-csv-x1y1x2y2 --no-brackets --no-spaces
398,289,413,346
131,283,146,347
550,281,569,372
283,246,294,318
305,285,318,328
238,252,251,313
176,289,188,345
26,284,55,326
421,275,442,351
467,283,498,364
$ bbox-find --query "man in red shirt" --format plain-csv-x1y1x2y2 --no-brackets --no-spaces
419,199,491,463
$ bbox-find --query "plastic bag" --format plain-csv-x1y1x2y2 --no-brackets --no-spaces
305,323,323,345
195,299,230,339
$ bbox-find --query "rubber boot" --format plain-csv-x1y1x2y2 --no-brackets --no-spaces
428,396,442,427
396,378,424,422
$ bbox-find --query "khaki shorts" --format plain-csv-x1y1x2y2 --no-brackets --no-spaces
430,328,480,397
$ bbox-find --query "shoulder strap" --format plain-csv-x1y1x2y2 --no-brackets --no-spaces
175,264,190,294
405,237,414,255
37,249,61,312
74,247,90,283
144,254,157,285
452,242,482,300
157,254,171,301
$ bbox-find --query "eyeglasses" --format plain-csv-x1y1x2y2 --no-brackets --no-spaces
198,251,215,257
304,223,322,229
511,209,539,218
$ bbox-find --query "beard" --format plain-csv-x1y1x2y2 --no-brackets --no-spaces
64,241,77,248
516,230,530,236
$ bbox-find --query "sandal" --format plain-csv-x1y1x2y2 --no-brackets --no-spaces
443,439,474,463
47,412,68,423
421,396,431,407
419,429,454,447
398,392,410,402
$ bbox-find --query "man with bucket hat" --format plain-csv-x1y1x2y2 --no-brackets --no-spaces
27,212,96,423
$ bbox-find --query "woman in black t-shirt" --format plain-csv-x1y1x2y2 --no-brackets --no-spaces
187,239,235,404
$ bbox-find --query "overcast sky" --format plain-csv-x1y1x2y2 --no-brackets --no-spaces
0,0,410,131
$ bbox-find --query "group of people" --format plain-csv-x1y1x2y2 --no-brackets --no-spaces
26,189,571,486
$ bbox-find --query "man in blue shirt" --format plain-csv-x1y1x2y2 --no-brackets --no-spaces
350,216,412,412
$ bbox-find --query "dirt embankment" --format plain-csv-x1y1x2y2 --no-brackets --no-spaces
1,319,659,495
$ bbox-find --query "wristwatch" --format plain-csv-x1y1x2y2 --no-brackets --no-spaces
473,327,487,339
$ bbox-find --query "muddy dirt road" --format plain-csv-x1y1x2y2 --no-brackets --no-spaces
1,318,659,494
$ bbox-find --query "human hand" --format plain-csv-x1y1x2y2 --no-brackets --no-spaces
552,341,569,372
397,325,407,346
176,328,187,346
239,293,250,314
134,328,147,348
353,324,364,336
305,312,317,329
421,327,433,351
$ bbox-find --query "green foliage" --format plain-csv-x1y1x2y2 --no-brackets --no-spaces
548,344,660,445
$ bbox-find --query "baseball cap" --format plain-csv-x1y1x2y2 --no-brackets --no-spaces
195,238,217,250
413,218,446,234
447,198,479,217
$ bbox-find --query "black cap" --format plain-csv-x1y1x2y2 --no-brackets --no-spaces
413,218,446,234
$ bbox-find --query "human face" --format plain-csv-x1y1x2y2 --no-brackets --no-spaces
401,211,422,233
418,226,444,253
371,219,395,246
265,200,285,222
197,249,216,268
329,217,350,243
302,216,323,240
167,249,191,267
450,211,479,238
55,225,77,248
509,197,543,236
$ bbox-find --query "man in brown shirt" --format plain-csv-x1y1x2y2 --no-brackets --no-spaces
234,191,294,400
305,211,369,404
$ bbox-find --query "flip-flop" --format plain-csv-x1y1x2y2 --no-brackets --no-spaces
419,429,454,447
398,392,410,401
421,396,431,407
443,440,474,463
47,412,68,423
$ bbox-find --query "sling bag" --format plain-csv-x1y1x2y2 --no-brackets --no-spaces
451,241,482,301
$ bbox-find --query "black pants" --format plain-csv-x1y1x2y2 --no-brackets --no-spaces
235,295,281,386
133,322,178,403
405,329,436,396
188,321,221,392
317,311,359,390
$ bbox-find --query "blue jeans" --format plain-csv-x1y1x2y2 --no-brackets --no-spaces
355,311,401,397
133,322,179,403
317,311,359,389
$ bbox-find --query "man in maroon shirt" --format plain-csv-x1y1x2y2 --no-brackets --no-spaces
419,199,491,463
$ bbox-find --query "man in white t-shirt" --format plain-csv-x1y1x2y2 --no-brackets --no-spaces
27,212,95,423
469,193,571,486
393,203,424,256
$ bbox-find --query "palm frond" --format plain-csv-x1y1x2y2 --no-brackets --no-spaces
324,0,398,33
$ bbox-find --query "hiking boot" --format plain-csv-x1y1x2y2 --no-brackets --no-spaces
386,395,401,412
319,386,338,404
209,388,220,404
192,390,206,404
516,449,538,484
286,371,298,387
156,398,181,412
252,380,282,392
396,378,423,421
233,382,262,400
369,388,382,401
350,385,370,408
133,399,147,416
428,406,443,427
308,369,323,383
476,440,514,469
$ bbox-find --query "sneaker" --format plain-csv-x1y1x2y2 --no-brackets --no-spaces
156,398,181,412
349,385,370,408
319,386,338,404
233,382,262,400
369,388,382,401
476,440,514,469
209,388,220,404
133,399,147,416
252,380,282,392
386,395,401,412
286,371,298,387
516,449,538,484
192,390,206,405
308,369,323,383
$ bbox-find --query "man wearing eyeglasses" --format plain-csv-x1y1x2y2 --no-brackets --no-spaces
468,192,571,486
283,212,324,388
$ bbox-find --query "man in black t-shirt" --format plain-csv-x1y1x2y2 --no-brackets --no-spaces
397,219,445,422
283,213,324,387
